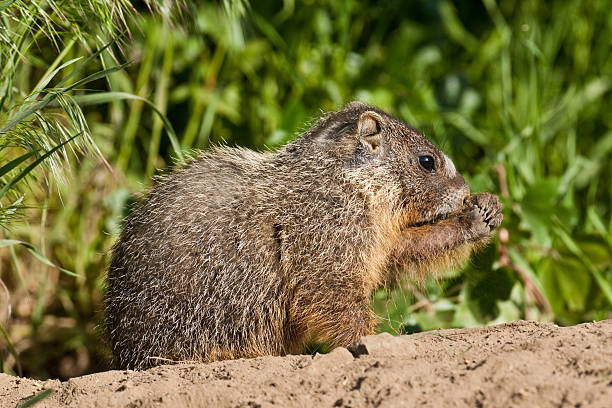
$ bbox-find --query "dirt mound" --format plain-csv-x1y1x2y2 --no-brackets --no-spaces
1,320,610,407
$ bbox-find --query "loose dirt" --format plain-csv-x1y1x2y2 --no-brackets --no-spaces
1,319,611,407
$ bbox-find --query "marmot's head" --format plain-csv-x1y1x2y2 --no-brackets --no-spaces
288,101,470,226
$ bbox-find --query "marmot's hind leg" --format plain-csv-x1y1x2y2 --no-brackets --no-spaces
292,295,377,350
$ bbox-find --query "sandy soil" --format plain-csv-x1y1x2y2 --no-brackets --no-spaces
1,319,611,407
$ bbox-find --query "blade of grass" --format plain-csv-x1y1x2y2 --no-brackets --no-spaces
31,246,49,331
62,62,131,93
0,1,17,11
443,112,490,146
0,322,21,375
0,239,77,277
182,43,226,147
439,0,478,52
0,44,121,135
54,92,184,161
29,39,78,97
0,133,81,200
18,389,53,408
197,90,219,148
146,26,174,178
9,243,26,289
116,28,158,172
53,41,115,88
552,222,612,305
0,150,37,177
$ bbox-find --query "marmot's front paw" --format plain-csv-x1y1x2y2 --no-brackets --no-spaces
466,193,503,241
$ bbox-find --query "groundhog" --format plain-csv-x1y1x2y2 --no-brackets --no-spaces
105,101,503,370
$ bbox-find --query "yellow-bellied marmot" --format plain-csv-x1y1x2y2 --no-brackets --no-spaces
105,101,503,369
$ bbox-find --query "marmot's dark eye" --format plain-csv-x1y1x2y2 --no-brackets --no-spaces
418,155,436,173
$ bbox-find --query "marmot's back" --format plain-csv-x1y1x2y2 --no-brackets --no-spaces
105,102,503,369
106,148,290,368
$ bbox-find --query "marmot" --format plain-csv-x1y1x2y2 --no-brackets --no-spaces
105,101,503,369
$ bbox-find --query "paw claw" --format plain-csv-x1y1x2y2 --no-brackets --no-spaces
465,192,503,240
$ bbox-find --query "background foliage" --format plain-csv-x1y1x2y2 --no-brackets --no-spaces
0,0,611,379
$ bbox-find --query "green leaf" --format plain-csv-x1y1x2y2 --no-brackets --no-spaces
29,56,82,98
0,150,37,177
0,43,117,135
0,134,80,200
0,322,20,375
452,291,481,328
540,258,564,316
507,248,548,299
465,266,515,323
54,41,115,89
0,0,16,11
0,239,78,277
443,112,490,146
488,299,521,325
62,63,130,93
463,241,498,281
576,234,612,266
554,224,612,306
557,258,592,312
519,178,561,246
18,389,53,408
522,178,559,209
59,92,184,162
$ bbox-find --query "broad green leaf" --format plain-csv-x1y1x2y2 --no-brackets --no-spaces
452,293,481,328
508,248,548,298
540,258,564,316
519,178,562,246
465,266,515,323
576,235,612,267
488,299,521,325
554,224,612,306
557,258,592,312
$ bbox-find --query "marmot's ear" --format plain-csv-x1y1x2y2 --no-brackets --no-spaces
358,111,383,153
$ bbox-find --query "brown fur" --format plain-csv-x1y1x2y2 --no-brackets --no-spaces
105,102,503,369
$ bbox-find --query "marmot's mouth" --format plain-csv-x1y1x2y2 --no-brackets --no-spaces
401,196,466,229
409,211,451,228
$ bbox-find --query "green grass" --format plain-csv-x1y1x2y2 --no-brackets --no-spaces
1,0,611,379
